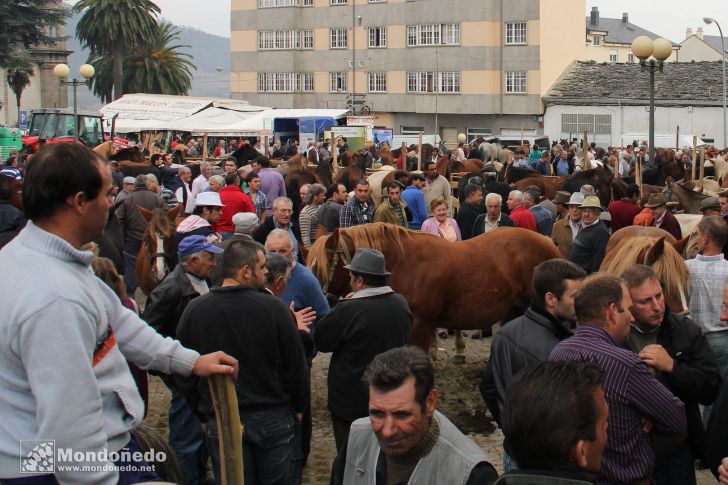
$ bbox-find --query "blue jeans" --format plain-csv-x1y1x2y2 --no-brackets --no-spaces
206,405,298,485
503,448,518,473
653,447,696,485
165,380,208,485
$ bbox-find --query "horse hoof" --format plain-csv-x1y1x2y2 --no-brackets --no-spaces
452,355,466,364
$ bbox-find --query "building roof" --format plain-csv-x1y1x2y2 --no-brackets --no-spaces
703,35,728,55
586,16,679,47
543,61,724,107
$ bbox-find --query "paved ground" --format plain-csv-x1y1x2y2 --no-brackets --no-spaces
143,324,717,484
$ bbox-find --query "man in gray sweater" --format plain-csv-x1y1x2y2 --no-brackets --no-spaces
0,143,237,485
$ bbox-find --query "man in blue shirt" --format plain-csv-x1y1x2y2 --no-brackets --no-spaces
401,173,428,230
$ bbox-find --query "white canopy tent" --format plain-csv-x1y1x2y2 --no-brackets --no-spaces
215,108,349,135
165,106,266,134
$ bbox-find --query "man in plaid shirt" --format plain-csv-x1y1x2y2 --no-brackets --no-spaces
686,216,728,380
339,179,374,228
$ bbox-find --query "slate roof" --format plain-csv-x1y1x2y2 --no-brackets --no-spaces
543,61,725,107
586,16,679,47
704,35,728,55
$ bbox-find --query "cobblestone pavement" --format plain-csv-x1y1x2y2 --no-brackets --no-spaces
143,327,717,484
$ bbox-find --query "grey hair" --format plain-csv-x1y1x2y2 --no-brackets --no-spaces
509,190,524,203
177,166,191,176
145,174,159,185
306,183,326,205
200,162,212,171
209,175,225,187
265,228,293,247
524,190,539,203
485,192,502,205
273,196,293,209
265,252,292,286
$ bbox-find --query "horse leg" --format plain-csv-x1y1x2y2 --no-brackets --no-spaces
409,317,433,355
452,330,466,364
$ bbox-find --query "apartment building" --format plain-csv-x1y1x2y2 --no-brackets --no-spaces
585,7,678,64
679,27,727,62
230,0,584,140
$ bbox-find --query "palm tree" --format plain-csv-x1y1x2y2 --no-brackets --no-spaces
74,0,160,100
6,58,34,128
86,22,195,100
125,23,195,95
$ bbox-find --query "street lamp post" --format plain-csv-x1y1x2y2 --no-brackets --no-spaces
704,17,727,149
53,63,95,143
630,36,672,161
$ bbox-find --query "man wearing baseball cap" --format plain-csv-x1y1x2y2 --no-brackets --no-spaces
143,234,224,483
314,248,412,452
174,191,225,252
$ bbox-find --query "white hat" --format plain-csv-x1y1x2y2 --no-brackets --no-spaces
567,192,585,206
195,191,224,208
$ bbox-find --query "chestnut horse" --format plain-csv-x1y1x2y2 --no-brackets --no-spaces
600,227,690,314
136,205,184,295
307,223,561,357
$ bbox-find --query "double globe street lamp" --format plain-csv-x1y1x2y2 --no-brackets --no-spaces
630,36,673,161
52,63,95,143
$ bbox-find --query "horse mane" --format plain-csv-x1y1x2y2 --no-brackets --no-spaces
306,223,411,282
602,236,690,305
143,207,175,247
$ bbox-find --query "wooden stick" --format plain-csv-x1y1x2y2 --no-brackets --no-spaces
208,375,244,485
698,147,705,193
582,130,591,171
490,147,496,164
417,131,423,172
202,133,208,162
676,125,680,151
332,137,339,175
691,136,697,181
520,124,524,147
636,155,643,196
614,155,619,178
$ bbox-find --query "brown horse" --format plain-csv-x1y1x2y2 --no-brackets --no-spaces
306,223,561,356
136,205,184,296
600,227,690,314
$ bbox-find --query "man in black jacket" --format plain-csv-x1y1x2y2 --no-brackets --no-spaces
480,259,586,470
177,239,308,485
622,265,721,484
314,248,412,452
472,193,514,237
455,183,484,240
143,235,223,485
568,195,610,273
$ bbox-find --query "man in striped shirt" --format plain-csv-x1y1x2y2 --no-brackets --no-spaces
550,274,687,485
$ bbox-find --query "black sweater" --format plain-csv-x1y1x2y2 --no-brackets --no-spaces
568,220,610,273
176,285,308,417
314,291,412,421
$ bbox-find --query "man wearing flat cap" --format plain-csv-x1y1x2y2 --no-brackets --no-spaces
685,197,724,259
568,195,610,273
645,193,682,240
314,248,412,452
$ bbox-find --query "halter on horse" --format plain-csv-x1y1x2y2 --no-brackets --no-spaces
136,205,183,295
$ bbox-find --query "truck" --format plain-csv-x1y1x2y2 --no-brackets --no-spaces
22,108,106,154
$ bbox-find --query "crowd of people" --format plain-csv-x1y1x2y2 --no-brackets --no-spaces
4,137,728,485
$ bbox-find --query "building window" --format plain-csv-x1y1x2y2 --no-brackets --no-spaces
609,50,617,62
368,27,386,48
505,21,527,44
402,126,424,134
505,71,527,93
258,30,313,50
369,0,386,3
330,72,348,92
407,72,460,93
258,0,312,7
561,114,612,135
258,72,314,92
330,0,347,4
330,28,348,49
592,35,601,46
628,53,635,63
368,72,387,92
406,24,459,47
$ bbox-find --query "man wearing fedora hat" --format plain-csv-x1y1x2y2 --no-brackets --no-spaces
314,248,412,452
552,192,584,259
569,195,610,273
645,193,682,240
552,190,571,222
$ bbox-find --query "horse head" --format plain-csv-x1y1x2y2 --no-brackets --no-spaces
307,229,354,303
139,205,183,283
633,236,690,315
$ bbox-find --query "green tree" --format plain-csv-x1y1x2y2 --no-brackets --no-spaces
6,58,34,127
87,22,195,100
74,0,161,100
0,1,68,68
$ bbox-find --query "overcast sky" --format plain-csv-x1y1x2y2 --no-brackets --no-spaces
142,0,728,44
